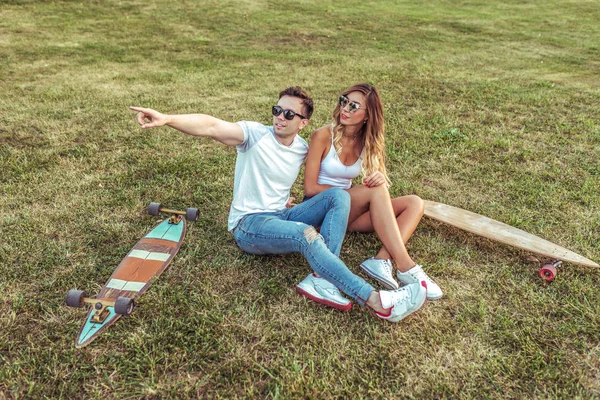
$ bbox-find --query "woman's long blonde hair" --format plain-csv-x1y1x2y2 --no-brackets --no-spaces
332,83,390,185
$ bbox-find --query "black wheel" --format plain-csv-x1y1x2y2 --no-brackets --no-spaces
114,296,135,316
66,290,87,308
148,202,161,216
185,207,199,222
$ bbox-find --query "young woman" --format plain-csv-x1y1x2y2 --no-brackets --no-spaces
298,83,442,300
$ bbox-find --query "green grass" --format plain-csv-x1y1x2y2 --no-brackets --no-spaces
1,0,599,398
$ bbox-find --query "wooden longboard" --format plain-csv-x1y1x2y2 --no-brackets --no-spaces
423,200,598,268
75,217,186,348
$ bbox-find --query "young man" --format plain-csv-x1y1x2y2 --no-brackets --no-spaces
130,87,427,322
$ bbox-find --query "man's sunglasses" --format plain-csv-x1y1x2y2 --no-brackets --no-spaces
338,95,363,112
272,105,306,120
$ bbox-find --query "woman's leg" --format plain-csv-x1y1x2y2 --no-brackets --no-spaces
349,194,424,264
347,188,443,300
346,185,418,271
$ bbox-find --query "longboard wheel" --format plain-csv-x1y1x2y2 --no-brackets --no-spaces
539,265,557,282
114,297,135,316
66,290,87,308
148,202,162,216
186,207,199,222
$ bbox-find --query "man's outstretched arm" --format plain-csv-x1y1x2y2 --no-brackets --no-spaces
129,106,244,146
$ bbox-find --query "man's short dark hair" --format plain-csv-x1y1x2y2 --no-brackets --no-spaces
279,86,314,120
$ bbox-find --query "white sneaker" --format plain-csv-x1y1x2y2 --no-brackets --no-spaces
396,264,443,300
296,273,352,312
376,281,427,323
360,257,399,290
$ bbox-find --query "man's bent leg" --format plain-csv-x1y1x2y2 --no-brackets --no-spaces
233,212,374,305
282,188,350,257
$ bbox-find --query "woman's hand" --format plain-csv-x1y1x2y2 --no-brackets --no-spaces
363,171,386,188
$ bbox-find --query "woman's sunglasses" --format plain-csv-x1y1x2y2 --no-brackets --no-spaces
272,105,306,120
338,95,363,113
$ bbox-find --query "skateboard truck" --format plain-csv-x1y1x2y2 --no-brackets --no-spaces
91,299,113,323
66,290,135,323
147,202,199,224
539,260,562,282
166,212,183,224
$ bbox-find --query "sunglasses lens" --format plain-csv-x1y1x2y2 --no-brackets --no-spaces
349,102,359,112
272,106,283,117
339,96,349,107
283,110,295,120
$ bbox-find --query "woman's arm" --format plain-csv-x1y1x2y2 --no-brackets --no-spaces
304,126,334,198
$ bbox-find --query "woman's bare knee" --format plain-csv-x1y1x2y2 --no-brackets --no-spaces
368,183,389,199
408,195,424,215
392,195,424,217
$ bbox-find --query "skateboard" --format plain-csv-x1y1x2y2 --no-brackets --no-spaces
423,200,598,281
66,203,198,348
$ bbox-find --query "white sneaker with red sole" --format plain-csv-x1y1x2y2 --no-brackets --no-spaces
296,273,352,312
376,281,427,323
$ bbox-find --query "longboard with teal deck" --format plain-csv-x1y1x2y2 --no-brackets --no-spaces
66,203,198,348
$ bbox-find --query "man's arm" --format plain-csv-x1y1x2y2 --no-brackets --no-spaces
129,106,244,146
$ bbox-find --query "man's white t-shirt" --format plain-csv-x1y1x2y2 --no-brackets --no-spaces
227,121,309,231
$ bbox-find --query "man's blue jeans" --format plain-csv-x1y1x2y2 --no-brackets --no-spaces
232,188,375,306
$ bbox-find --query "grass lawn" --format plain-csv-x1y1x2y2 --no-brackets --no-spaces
1,0,599,398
